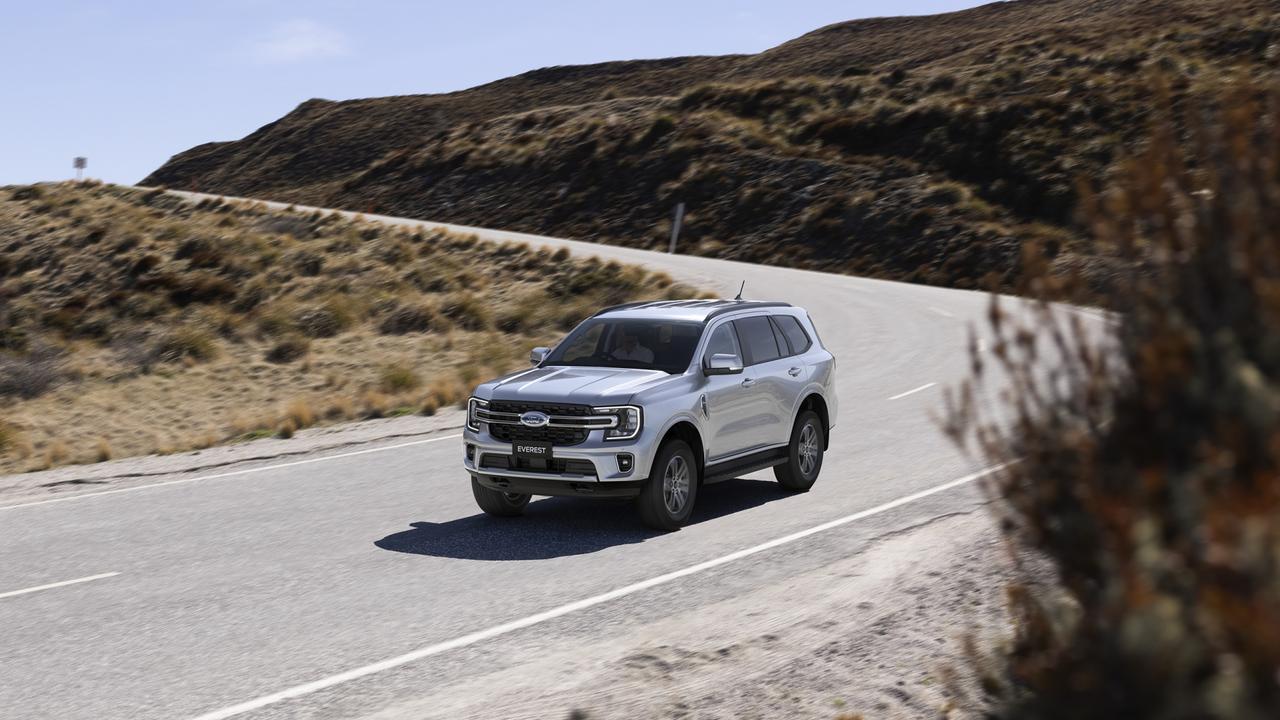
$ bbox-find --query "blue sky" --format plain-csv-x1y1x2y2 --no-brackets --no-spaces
1,1,985,186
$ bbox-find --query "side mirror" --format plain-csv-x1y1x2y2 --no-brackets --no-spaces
704,353,744,376
530,347,550,366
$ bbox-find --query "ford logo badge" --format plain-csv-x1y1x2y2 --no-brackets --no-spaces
519,411,551,428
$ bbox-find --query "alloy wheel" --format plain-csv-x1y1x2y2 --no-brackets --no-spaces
662,455,691,515
798,422,820,477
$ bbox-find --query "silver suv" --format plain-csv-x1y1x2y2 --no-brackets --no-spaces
462,299,837,529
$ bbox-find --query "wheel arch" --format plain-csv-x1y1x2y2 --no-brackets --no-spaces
797,393,831,450
659,419,705,484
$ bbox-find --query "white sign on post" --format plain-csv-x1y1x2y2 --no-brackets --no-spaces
73,157,87,182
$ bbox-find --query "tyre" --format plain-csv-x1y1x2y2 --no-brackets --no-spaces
774,410,824,492
471,476,531,517
637,439,699,531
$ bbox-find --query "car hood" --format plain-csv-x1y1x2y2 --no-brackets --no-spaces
480,365,673,406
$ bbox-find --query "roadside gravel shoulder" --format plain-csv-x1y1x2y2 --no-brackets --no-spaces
0,410,464,508
359,509,1015,720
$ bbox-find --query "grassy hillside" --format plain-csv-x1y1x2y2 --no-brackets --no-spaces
0,183,697,473
143,0,1279,290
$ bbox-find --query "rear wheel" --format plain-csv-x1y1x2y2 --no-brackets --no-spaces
637,440,698,531
471,476,531,517
774,410,824,492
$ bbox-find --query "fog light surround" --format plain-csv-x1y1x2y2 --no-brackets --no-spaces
616,453,635,473
465,444,476,461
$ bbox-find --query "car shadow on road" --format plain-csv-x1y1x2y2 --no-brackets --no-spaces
374,478,792,561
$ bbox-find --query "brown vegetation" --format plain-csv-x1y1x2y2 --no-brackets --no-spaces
945,90,1280,717
144,0,1278,290
0,183,698,473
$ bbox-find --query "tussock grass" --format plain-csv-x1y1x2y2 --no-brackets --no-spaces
0,184,699,473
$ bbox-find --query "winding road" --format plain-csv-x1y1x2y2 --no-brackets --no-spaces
0,193,1100,719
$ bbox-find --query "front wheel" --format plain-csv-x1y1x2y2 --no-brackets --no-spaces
471,476,531,517
774,410,824,492
637,440,698,531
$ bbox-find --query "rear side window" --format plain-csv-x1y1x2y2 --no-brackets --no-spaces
773,315,812,355
734,316,782,365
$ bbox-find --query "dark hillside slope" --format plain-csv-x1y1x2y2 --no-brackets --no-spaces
146,0,1280,289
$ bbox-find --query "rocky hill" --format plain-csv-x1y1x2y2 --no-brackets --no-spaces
144,0,1279,289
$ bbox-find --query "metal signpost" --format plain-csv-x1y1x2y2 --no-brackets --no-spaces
667,202,685,254
73,157,86,182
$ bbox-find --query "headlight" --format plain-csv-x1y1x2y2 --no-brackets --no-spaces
466,397,488,432
595,405,642,441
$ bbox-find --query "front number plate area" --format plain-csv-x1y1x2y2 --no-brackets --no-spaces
513,441,554,466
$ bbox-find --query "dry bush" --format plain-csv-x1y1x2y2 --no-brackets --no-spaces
0,344,66,398
282,398,316,430
378,302,438,335
0,423,17,455
150,326,218,364
945,89,1280,718
378,363,421,393
264,334,310,364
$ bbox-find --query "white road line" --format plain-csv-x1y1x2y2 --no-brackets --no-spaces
0,572,120,600
187,464,1003,720
927,306,955,318
888,383,937,401
0,434,463,512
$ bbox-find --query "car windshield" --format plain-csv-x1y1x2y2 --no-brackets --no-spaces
545,318,704,374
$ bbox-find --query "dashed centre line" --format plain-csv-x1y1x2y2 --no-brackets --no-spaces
0,572,121,600
888,383,937,401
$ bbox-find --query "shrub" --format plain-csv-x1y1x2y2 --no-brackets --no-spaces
378,302,437,335
0,344,66,398
0,422,17,455
945,90,1280,718
150,327,218,364
264,335,310,363
378,363,421,393
276,419,297,439
294,301,353,338
439,293,491,330
282,398,316,429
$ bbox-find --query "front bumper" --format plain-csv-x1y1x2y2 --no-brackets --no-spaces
462,422,661,491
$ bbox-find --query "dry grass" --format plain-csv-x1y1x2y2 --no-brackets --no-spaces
0,184,700,473
143,0,1277,292
944,89,1280,717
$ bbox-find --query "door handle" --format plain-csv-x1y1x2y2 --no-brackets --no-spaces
741,378,756,388
788,367,802,377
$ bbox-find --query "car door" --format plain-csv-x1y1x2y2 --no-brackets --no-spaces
699,321,760,462
730,315,791,451
768,315,813,442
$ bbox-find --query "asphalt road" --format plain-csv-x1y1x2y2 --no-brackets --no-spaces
0,194,1102,719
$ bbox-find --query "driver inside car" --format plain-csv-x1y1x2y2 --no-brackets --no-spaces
610,330,654,364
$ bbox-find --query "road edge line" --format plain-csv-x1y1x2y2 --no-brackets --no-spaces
0,434,462,512
188,463,1005,720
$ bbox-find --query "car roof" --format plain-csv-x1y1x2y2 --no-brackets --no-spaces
593,299,793,323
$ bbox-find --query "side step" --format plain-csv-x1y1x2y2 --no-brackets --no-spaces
702,447,788,484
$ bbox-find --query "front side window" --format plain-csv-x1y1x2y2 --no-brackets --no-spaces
733,316,782,366
703,323,742,363
545,318,704,374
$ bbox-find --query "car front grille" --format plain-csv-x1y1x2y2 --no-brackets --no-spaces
487,400,594,446
480,453,597,476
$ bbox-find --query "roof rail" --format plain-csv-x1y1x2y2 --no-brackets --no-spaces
593,299,792,320
704,301,792,321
